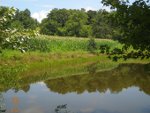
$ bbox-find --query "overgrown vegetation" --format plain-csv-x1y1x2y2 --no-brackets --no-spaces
0,0,150,62
0,7,39,53
102,0,150,59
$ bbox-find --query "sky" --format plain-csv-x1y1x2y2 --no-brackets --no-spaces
1,0,110,22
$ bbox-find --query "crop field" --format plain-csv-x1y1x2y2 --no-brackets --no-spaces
26,35,122,52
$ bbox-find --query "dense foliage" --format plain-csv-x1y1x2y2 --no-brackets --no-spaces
101,0,150,53
40,9,115,38
0,7,15,49
11,8,39,30
0,7,39,52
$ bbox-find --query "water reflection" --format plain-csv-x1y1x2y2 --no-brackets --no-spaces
1,61,116,92
1,63,150,113
45,63,150,95
0,63,150,95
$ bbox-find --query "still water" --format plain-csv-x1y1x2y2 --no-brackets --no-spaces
0,63,150,113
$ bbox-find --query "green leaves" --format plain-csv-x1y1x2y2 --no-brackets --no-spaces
101,0,150,59
0,6,39,52
40,9,91,37
0,7,16,46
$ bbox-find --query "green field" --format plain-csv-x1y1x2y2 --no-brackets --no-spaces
0,35,149,66
5,35,121,53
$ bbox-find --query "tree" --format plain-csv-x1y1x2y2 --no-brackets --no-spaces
40,9,91,37
79,25,92,37
102,0,150,53
0,7,38,52
0,7,15,48
12,8,38,30
87,10,97,25
64,9,89,37
40,18,58,35
40,8,70,36
92,10,113,38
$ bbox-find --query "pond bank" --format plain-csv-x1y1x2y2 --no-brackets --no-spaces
0,50,150,92
0,50,149,66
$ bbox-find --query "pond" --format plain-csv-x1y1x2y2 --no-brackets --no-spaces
0,63,150,113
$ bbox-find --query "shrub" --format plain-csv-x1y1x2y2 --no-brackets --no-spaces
99,44,110,54
87,38,97,52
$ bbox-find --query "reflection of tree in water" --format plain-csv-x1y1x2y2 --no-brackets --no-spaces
0,59,117,93
55,104,74,113
45,63,150,95
0,93,6,113
0,63,149,95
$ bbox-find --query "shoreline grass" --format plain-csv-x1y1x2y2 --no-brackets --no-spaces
0,35,149,86
0,46,149,92
0,51,149,92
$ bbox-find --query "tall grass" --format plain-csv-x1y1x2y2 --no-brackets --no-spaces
26,35,121,52
27,38,50,52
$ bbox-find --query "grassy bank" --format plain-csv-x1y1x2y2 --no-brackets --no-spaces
0,35,150,90
0,35,122,66
0,35,149,72
0,51,149,92
0,49,149,75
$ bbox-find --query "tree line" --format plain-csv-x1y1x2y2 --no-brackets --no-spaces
0,7,38,30
40,8,117,39
0,6,118,39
